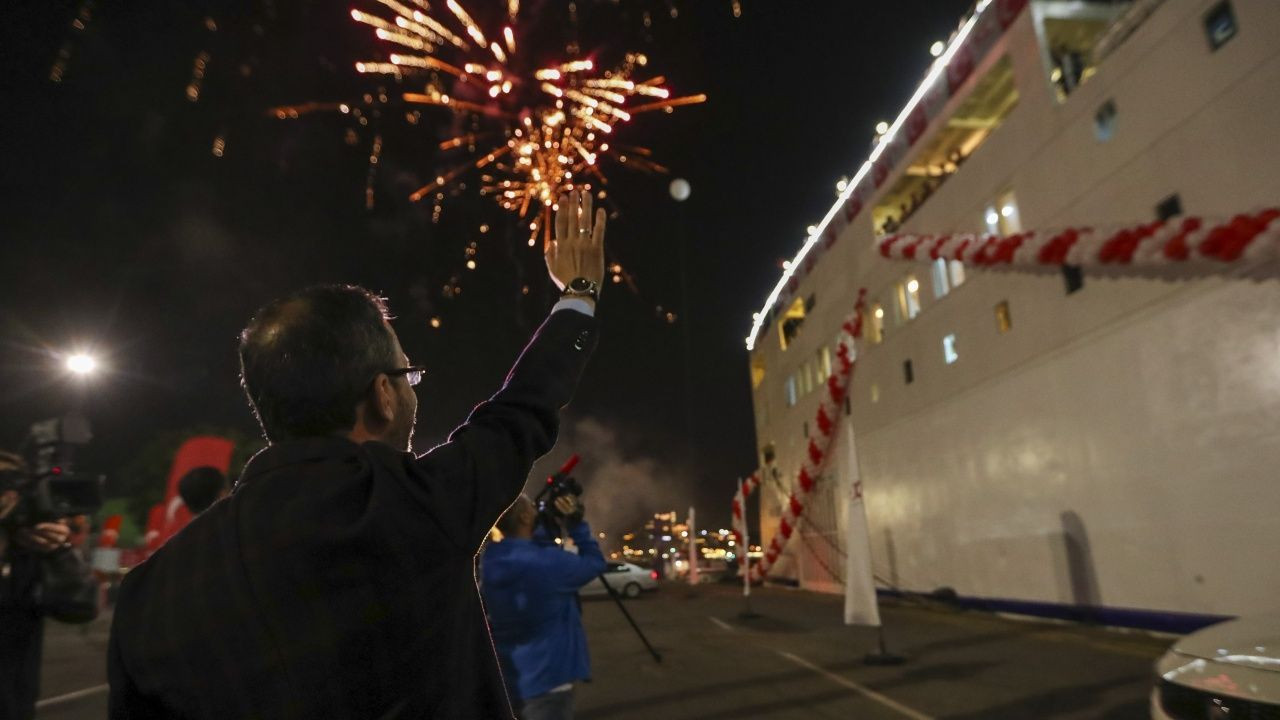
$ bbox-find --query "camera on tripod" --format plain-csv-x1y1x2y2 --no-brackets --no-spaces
534,454,584,533
0,414,105,528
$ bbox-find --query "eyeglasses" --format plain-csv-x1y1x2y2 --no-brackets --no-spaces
384,365,427,387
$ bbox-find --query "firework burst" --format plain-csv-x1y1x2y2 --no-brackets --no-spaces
274,0,704,248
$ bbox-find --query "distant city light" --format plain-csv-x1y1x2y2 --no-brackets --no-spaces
65,354,98,376
930,40,946,57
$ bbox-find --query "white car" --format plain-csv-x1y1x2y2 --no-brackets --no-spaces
1151,614,1280,719
580,562,658,599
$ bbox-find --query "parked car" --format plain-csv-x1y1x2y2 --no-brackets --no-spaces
580,562,658,599
1151,614,1280,719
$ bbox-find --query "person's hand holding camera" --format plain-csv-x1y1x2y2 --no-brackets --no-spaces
0,451,71,555
552,495,585,528
546,189,606,306
17,521,71,555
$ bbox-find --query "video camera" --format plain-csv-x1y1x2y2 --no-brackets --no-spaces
0,415,105,529
533,454,584,535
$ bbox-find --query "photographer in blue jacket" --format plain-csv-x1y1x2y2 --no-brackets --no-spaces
483,493,605,720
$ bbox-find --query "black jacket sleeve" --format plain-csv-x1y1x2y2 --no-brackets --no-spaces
107,599,171,719
414,308,598,548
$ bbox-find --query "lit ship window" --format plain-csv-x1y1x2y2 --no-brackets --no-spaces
995,301,1013,334
932,259,951,299
897,276,922,322
750,352,766,389
1035,2,1128,103
984,190,1022,236
868,304,886,344
943,334,959,365
777,295,814,350
818,346,832,383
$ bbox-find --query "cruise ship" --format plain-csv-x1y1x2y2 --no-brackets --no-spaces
742,0,1280,630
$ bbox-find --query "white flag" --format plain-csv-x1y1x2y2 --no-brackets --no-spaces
841,420,881,627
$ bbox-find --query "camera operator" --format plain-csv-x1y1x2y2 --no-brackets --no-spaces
483,493,606,720
1,451,99,720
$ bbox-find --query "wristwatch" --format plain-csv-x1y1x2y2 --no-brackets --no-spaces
561,277,600,302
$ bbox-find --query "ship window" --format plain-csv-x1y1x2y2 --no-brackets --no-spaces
984,191,1023,236
869,304,885,344
750,352,766,389
784,376,798,407
931,259,950,299
897,276,922,321
872,55,1018,236
870,383,880,404
1063,265,1085,295
1204,2,1237,51
1035,2,1128,103
949,260,966,289
1094,99,1117,141
818,347,832,383
943,334,959,365
777,296,809,350
903,359,914,385
1156,194,1182,221
995,301,1013,333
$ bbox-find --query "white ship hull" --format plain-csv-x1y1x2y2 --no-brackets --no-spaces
745,0,1280,626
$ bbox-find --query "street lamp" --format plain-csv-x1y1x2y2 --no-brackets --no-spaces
65,353,99,377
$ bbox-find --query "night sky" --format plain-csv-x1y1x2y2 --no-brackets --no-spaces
1,0,971,538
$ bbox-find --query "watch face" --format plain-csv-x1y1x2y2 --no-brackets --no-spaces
570,277,594,292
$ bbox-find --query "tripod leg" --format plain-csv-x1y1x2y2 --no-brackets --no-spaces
597,574,662,664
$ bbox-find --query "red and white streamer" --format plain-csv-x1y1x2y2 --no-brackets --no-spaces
739,289,868,583
878,209,1280,277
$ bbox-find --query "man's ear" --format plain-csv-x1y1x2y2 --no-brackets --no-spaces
369,374,397,425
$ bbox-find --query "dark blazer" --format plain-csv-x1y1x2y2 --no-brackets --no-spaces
108,309,598,719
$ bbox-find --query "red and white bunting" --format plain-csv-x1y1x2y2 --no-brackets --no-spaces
744,289,867,584
877,209,1280,279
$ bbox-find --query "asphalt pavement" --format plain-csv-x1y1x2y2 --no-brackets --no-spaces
34,582,1171,718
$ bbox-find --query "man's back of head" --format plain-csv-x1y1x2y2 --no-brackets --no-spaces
238,284,399,443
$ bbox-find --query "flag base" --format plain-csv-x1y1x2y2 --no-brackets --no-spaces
863,626,907,666
864,651,908,666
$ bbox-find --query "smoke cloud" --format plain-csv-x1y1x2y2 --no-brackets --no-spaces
525,417,695,546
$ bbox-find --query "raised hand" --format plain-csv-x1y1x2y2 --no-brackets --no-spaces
547,189,606,293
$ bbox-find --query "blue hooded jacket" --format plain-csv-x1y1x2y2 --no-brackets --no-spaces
481,522,605,701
